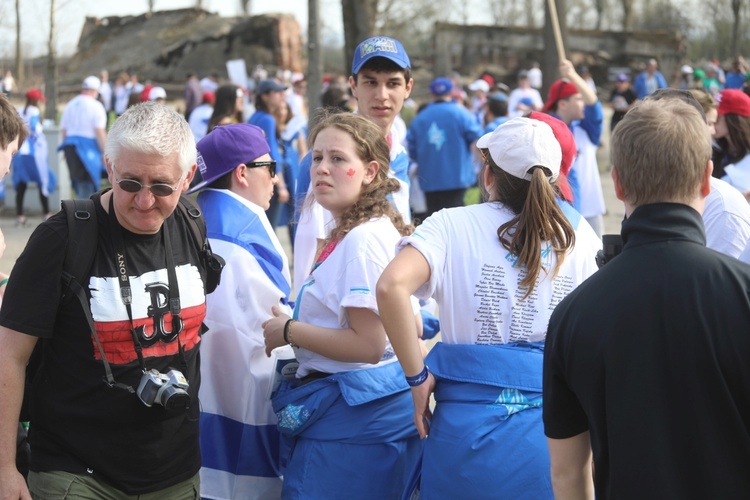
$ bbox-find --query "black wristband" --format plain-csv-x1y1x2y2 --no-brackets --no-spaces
283,319,298,348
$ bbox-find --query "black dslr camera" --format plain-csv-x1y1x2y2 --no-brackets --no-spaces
136,368,191,411
595,234,623,268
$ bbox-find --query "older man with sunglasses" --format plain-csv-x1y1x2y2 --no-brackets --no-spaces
188,123,292,500
0,102,220,498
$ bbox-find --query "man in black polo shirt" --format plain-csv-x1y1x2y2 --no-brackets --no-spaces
543,98,750,498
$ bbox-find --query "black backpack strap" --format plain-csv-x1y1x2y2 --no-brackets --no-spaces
60,198,98,302
58,198,133,392
177,195,224,293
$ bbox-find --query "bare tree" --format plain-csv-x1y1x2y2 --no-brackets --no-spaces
15,0,23,83
490,0,525,27
526,0,537,27
731,0,743,56
622,0,635,30
240,0,251,15
594,0,606,29
376,0,449,57
341,0,378,71
45,0,58,121
308,0,322,125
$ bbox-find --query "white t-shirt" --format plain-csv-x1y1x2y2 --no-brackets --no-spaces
721,153,750,192
400,203,601,345
99,82,113,112
293,217,417,377
572,125,606,218
59,94,107,139
200,77,219,93
292,127,411,295
527,68,543,89
507,88,544,118
704,177,750,258
188,103,213,143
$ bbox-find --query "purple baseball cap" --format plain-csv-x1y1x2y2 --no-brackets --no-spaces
188,123,270,193
351,36,411,75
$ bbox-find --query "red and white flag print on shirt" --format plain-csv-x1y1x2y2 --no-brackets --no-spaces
88,264,206,364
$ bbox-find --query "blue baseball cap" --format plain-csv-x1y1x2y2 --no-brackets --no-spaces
490,92,508,102
430,77,454,96
351,36,411,75
257,78,287,95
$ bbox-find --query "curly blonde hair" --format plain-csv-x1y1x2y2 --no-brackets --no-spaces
308,110,413,242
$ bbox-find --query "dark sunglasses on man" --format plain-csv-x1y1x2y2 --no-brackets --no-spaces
245,160,276,178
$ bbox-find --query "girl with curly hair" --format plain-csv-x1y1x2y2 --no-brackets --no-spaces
262,111,422,499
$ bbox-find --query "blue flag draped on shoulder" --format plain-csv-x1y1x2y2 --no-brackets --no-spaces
197,189,292,500
199,189,291,301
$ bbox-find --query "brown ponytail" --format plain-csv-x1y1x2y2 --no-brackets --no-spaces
494,165,576,299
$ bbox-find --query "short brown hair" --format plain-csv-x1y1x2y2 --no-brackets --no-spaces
0,93,26,149
611,99,710,206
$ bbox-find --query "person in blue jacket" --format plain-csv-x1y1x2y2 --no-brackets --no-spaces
407,77,483,218
249,79,290,227
633,58,668,99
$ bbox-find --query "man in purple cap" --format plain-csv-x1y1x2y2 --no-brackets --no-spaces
407,76,483,218
189,123,291,500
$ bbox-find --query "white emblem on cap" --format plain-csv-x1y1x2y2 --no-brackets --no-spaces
196,152,207,175
360,37,398,57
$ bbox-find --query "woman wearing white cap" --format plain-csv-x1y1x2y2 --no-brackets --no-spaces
377,117,601,498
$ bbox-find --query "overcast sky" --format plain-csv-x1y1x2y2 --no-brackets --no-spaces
1,0,345,58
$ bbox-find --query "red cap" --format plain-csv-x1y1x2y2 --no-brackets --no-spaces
717,89,750,117
26,88,45,102
202,91,215,104
140,84,154,102
528,111,576,202
543,79,579,112
481,74,495,88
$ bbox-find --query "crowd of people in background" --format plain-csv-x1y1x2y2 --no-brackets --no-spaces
3,41,750,500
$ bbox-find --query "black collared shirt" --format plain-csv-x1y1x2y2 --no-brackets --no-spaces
544,202,750,499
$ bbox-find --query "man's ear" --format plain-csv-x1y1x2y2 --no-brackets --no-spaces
182,164,196,192
349,75,358,99
700,159,713,198
234,164,249,188
404,78,414,99
105,157,114,183
611,166,626,201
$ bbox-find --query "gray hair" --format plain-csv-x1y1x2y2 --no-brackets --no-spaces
105,102,196,174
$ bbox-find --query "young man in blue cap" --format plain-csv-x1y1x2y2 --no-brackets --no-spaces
407,76,483,218
294,36,414,295
190,123,292,500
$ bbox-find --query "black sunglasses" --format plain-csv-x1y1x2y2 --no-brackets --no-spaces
113,167,185,197
246,160,277,177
